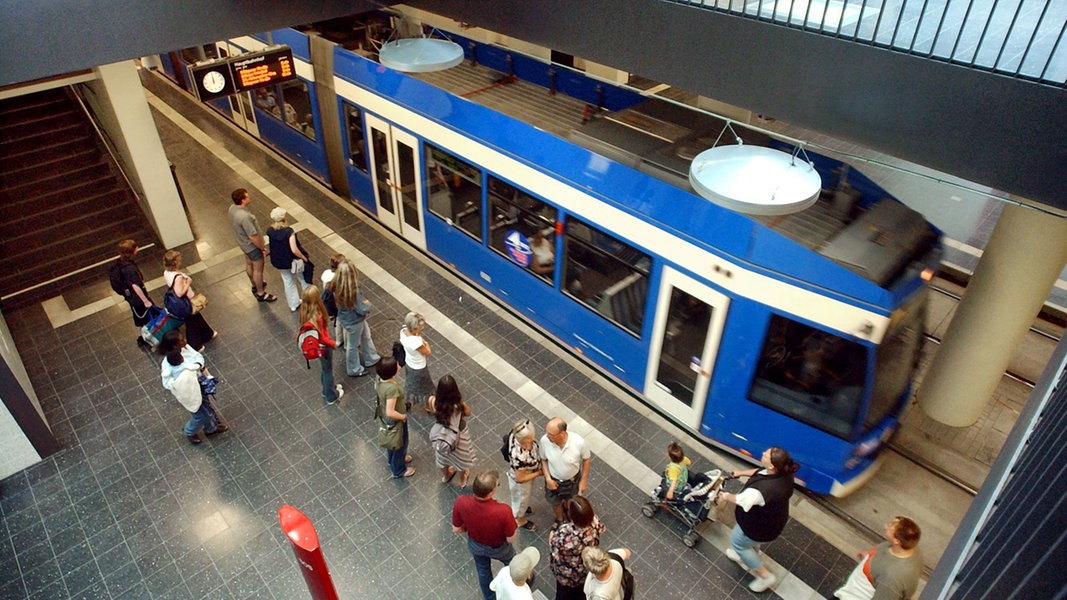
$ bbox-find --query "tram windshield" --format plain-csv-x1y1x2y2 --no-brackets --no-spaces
749,315,867,439
866,290,926,430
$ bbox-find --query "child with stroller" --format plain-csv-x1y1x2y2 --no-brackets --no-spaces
663,441,692,500
159,330,226,445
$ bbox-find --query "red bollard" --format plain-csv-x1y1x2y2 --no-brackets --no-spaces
278,505,340,600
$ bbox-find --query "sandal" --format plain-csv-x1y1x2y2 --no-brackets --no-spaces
442,467,457,483
525,507,534,515
520,520,538,532
458,471,470,487
405,455,413,464
402,467,416,478
255,292,278,303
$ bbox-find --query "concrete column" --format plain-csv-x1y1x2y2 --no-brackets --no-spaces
87,61,193,249
918,203,1067,426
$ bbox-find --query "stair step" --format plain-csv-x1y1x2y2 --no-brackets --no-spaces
0,188,130,241
0,109,83,138
0,90,69,122
0,147,101,183
0,214,146,268
1,116,87,149
0,136,99,172
1,122,94,156
0,173,117,212
0,160,109,199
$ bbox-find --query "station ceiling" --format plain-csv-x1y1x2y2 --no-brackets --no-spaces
1,0,1064,213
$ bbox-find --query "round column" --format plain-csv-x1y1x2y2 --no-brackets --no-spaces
918,203,1067,427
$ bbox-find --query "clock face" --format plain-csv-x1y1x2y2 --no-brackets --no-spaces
202,70,226,94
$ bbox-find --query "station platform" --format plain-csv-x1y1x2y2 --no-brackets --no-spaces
2,69,922,600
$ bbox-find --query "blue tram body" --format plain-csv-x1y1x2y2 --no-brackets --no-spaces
159,20,940,496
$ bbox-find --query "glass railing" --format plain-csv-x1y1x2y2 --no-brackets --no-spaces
663,0,1066,85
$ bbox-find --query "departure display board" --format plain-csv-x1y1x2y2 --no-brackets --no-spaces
190,46,296,103
231,48,295,93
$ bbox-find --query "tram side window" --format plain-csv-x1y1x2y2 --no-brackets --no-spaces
253,85,282,116
749,315,867,439
280,81,315,140
488,176,557,283
180,45,218,63
344,105,368,173
426,144,482,241
562,218,651,336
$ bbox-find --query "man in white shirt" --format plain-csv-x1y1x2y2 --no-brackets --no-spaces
540,417,591,529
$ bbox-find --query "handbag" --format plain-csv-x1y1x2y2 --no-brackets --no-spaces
429,422,459,453
302,259,315,285
377,420,403,449
198,373,218,395
291,258,305,275
190,292,209,314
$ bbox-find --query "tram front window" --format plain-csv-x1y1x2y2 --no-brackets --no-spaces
748,315,866,439
868,292,926,429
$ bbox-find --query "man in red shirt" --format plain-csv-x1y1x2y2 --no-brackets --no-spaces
453,470,518,600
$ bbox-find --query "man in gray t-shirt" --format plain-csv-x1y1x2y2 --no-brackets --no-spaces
228,188,276,302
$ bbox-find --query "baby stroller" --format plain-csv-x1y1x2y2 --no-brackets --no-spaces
642,469,728,547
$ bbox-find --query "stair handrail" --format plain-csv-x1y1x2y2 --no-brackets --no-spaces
67,83,145,207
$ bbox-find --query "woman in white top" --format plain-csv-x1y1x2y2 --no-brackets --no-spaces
582,546,632,600
163,250,216,352
400,311,434,412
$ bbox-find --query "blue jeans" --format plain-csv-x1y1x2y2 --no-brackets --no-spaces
387,420,410,477
342,320,380,375
321,347,339,403
467,538,515,600
278,268,308,311
731,523,764,571
184,401,217,436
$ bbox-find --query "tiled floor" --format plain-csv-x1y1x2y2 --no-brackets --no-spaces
0,71,864,600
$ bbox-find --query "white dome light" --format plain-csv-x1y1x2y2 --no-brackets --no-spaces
378,38,464,73
689,144,823,216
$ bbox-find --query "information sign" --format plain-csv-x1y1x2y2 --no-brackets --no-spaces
190,46,297,102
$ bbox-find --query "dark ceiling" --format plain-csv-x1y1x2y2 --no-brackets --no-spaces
2,0,1065,212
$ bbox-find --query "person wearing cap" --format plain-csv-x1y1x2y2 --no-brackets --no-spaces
266,207,311,312
490,546,540,600
453,470,518,600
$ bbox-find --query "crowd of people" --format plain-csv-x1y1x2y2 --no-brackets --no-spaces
105,187,924,600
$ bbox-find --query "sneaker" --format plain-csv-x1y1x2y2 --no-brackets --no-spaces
725,548,746,568
336,385,344,400
749,573,777,593
206,424,228,436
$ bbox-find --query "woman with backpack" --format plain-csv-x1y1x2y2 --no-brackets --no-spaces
163,250,215,352
266,207,311,312
332,259,380,377
430,374,474,486
399,311,434,413
299,285,342,405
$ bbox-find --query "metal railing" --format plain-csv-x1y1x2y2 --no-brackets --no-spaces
663,0,1066,86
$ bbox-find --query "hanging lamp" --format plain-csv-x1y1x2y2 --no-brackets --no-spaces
689,123,822,216
377,17,464,73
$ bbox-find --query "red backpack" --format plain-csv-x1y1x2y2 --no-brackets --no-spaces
298,322,325,368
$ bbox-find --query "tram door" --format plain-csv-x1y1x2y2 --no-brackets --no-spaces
218,43,259,137
645,267,729,428
365,114,426,249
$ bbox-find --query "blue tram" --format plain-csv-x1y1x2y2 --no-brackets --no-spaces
158,12,940,496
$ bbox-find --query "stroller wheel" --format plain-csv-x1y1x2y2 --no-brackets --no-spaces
683,532,700,548
641,505,657,518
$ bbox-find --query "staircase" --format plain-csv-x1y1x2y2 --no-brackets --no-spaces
0,87,160,309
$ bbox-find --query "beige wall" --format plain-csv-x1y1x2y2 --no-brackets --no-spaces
0,308,43,479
